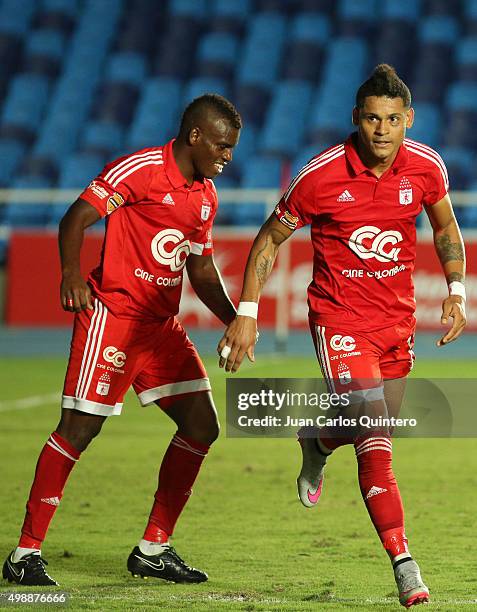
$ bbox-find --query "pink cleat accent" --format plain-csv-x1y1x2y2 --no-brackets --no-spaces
296,427,328,508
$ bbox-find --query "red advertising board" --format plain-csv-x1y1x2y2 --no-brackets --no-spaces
5,230,476,330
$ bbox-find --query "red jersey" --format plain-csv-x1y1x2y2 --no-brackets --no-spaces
79,139,217,320
275,134,448,331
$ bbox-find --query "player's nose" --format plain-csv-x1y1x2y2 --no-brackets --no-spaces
222,148,232,163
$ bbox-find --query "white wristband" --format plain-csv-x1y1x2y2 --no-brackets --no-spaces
449,281,466,300
237,301,258,319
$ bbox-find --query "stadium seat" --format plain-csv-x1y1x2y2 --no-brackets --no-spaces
22,29,66,77
196,33,239,79
3,176,52,227
292,143,330,176
260,81,313,157
424,0,458,15
282,13,330,82
81,121,124,156
0,0,36,36
0,139,26,187
105,52,148,90
309,38,368,142
154,16,201,79
440,147,474,190
182,78,230,107
337,0,377,36
238,155,283,225
169,0,208,19
116,0,164,54
20,155,58,183
382,0,421,21
237,12,287,90
1,74,50,142
456,179,477,226
455,37,477,80
58,151,104,188
408,103,441,149
235,84,271,127
127,77,182,150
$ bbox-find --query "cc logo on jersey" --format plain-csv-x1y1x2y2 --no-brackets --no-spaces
103,346,127,367
151,229,191,271
330,335,356,352
348,226,403,263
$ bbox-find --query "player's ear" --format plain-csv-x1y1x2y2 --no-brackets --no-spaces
405,107,414,129
352,107,359,126
188,127,201,146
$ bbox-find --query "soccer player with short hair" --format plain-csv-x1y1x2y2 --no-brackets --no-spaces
3,94,243,586
218,65,466,607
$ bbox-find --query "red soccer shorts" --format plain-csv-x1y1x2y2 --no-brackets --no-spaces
309,316,416,397
62,298,210,416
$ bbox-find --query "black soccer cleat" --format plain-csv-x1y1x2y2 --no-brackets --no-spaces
3,551,58,586
127,545,208,584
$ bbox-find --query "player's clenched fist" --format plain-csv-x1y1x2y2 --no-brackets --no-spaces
218,316,257,373
60,272,93,312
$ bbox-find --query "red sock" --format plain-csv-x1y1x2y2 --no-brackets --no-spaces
354,435,408,558
143,433,209,542
19,432,80,548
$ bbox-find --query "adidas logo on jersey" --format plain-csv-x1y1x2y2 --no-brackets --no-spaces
365,486,387,499
41,497,60,506
162,193,175,206
337,190,355,202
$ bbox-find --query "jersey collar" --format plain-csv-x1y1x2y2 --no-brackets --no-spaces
345,132,409,177
163,139,204,191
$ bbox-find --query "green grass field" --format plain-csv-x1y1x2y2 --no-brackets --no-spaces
1,356,477,610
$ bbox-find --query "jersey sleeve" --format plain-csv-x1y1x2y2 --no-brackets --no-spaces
190,181,217,257
78,149,159,217
274,166,317,230
422,154,449,206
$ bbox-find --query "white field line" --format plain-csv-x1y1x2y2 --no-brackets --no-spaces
0,392,60,412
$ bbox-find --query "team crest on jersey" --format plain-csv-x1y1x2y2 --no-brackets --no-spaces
399,177,413,205
201,204,211,221
275,204,299,230
107,192,125,213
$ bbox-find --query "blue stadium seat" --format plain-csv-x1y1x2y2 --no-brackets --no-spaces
197,33,239,78
440,147,474,190
237,12,287,89
235,84,271,126
420,15,459,44
169,0,208,18
23,29,66,76
424,0,459,14
154,16,201,78
456,179,477,226
238,155,283,225
116,1,163,54
0,0,36,35
338,0,377,35
455,37,477,79
261,81,313,157
3,176,52,227
291,144,333,176
41,0,80,19
309,38,368,142
58,152,104,188
446,82,477,110
128,77,182,150
105,52,148,89
1,75,50,140
408,103,441,149
0,139,26,187
81,121,124,156
290,13,331,44
283,13,330,81
443,86,477,146
212,0,251,18
182,78,230,107
373,20,417,76
382,0,421,21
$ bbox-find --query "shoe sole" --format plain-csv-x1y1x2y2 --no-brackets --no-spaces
400,591,430,608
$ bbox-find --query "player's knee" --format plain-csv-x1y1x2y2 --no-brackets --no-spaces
56,411,105,452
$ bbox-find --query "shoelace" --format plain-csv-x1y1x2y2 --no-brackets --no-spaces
22,554,52,579
163,547,188,567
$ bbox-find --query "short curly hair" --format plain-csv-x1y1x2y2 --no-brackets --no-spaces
356,64,411,108
179,93,242,133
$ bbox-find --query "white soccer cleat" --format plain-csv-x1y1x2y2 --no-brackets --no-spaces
394,559,430,608
296,426,328,508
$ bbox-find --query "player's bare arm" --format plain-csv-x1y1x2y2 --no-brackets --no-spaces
59,198,101,312
185,253,236,325
218,214,293,372
425,194,466,346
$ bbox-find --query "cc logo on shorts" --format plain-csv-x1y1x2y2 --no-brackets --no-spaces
103,346,127,368
348,225,403,263
151,229,191,272
330,334,356,352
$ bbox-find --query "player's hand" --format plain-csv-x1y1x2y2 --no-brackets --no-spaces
218,316,258,373
60,271,93,313
437,295,466,346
